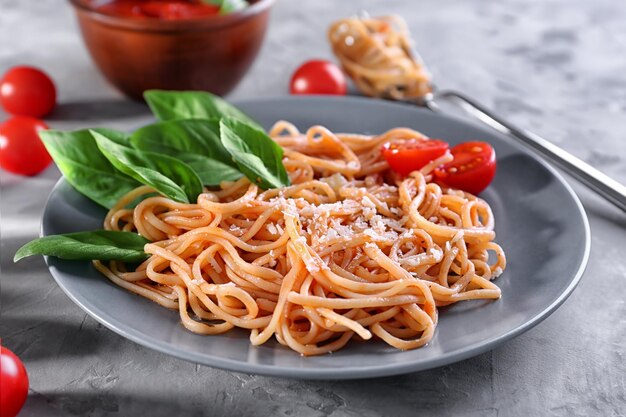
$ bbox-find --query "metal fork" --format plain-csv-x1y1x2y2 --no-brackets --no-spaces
402,45,626,212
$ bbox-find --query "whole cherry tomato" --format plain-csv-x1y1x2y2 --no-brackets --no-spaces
381,138,450,176
0,116,52,176
434,141,496,195
0,66,57,117
139,1,220,19
289,60,347,95
0,345,29,417
95,0,221,19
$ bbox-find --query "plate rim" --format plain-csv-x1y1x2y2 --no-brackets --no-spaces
41,95,591,380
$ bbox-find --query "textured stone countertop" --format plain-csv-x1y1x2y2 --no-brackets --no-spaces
1,0,625,416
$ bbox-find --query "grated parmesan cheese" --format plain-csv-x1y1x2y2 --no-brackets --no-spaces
267,223,278,235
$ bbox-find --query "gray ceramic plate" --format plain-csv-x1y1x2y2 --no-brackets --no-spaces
42,96,590,379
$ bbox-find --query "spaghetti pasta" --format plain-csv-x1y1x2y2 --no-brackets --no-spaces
95,122,506,355
328,15,431,100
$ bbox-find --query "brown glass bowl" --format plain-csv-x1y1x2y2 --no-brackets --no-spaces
69,0,274,100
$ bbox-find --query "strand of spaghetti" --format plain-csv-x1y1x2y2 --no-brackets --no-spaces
317,308,372,340
280,320,355,356
185,226,290,254
258,180,337,202
93,260,178,309
171,285,235,335
288,293,422,309
104,185,155,230
198,184,258,214
362,243,437,322
188,291,218,320
402,174,496,242
285,213,424,297
170,259,271,330
328,16,431,100
250,243,303,345
370,319,434,350
239,206,281,241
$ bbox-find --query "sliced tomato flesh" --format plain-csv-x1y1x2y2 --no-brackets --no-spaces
381,138,449,176
434,141,496,195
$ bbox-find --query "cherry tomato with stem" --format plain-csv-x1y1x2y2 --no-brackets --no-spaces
0,66,57,117
381,138,450,176
0,345,29,417
434,141,496,195
0,116,52,176
289,60,347,95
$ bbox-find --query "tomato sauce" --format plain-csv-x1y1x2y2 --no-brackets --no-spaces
94,0,222,20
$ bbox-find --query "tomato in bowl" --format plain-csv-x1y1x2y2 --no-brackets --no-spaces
69,0,274,100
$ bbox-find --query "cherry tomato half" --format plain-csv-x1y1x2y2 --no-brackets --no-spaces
0,66,57,117
0,116,52,176
0,345,29,417
434,141,496,195
381,138,450,176
289,60,347,95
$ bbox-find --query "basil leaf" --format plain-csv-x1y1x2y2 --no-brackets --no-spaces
95,128,130,145
219,118,290,190
203,0,248,13
91,130,203,204
132,119,223,155
14,230,150,263
144,89,262,130
40,129,140,209
219,0,248,13
130,119,242,185
177,153,242,185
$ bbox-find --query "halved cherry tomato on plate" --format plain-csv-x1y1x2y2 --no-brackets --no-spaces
381,138,449,176
289,60,347,95
0,66,57,118
0,116,52,176
0,345,29,417
434,141,496,195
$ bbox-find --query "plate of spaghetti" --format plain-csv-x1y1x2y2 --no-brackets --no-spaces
34,95,589,379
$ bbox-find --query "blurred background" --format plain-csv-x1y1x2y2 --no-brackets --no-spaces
1,0,625,416
2,0,626,149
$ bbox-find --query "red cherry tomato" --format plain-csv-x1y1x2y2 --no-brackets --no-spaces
95,0,221,19
434,141,496,195
289,60,347,95
0,346,29,417
381,138,450,176
139,2,220,19
0,66,57,117
0,116,52,176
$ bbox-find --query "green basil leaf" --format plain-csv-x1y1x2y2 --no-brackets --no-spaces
40,129,140,209
91,130,203,204
177,153,242,185
144,89,262,130
219,118,290,190
221,0,248,13
201,0,248,13
130,119,242,185
14,230,150,263
95,128,130,145
132,119,223,155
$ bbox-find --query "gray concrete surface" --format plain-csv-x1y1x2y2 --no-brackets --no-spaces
1,0,625,416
